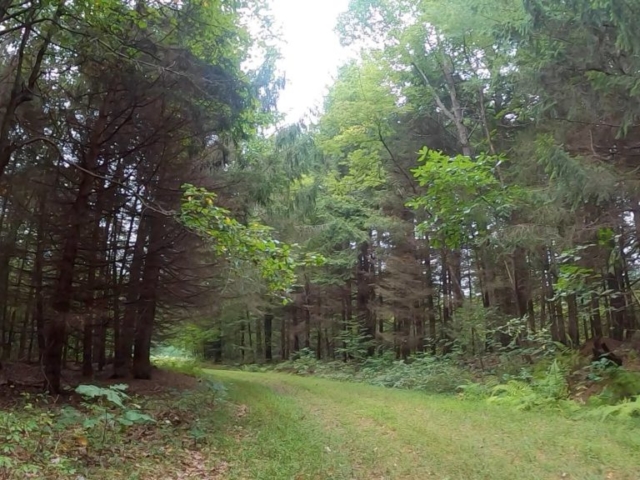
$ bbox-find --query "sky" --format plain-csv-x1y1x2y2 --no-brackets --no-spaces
270,0,352,124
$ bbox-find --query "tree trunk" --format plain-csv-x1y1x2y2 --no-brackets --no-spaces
291,304,300,354
256,316,263,362
567,294,580,347
425,237,437,354
47,170,93,392
132,214,163,379
280,316,287,361
356,241,375,343
240,321,245,363
264,313,273,362
441,249,452,353
113,214,147,378
590,293,603,339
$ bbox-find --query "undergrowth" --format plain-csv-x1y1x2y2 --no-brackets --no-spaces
247,347,640,422
458,356,640,420
151,355,203,377
1,357,228,479
252,348,472,394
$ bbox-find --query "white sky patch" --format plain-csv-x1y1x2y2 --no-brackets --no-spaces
270,0,353,124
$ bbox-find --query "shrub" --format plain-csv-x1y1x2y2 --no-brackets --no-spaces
151,355,203,377
603,368,640,402
0,384,157,478
583,396,640,420
274,352,471,395
361,355,472,394
457,379,498,400
484,360,571,411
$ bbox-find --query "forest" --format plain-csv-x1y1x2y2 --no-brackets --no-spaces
1,0,640,478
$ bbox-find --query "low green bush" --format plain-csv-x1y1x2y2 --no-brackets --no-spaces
360,356,472,394
486,360,571,411
151,354,203,376
252,345,640,423
0,384,156,478
273,351,471,394
601,367,640,402
581,395,640,420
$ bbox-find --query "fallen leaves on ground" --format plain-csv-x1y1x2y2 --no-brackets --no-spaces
177,452,229,479
235,404,249,418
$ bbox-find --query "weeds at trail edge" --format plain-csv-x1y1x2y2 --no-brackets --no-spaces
268,348,471,394
257,346,640,422
1,366,230,479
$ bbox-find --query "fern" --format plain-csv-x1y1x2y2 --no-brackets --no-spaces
486,360,570,411
488,380,535,404
584,396,640,421
535,359,568,400
457,382,493,400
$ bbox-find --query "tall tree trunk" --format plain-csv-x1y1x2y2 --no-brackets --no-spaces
441,249,452,353
567,294,580,346
357,241,374,342
425,240,436,354
513,247,532,322
605,239,627,341
113,213,147,378
304,280,311,350
33,209,46,361
256,316,264,362
0,220,18,359
46,89,110,393
590,293,603,339
291,304,300,354
247,316,253,363
240,321,245,363
82,204,105,377
264,313,273,362
132,214,163,379
279,316,287,361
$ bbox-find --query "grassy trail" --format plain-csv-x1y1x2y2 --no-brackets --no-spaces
207,370,640,480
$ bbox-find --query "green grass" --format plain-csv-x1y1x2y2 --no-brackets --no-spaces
208,370,640,480
6,368,639,479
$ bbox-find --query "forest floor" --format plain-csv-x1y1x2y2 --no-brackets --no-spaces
3,368,640,479
205,370,640,480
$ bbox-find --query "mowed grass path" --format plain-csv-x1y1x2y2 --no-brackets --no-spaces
206,370,640,480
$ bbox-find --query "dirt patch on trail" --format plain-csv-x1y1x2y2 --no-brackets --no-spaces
268,381,296,396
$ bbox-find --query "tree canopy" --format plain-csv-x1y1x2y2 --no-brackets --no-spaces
1,0,640,388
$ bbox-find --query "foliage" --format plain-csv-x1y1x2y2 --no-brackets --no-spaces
151,350,205,377
361,355,472,393
408,150,521,248
0,384,154,478
1,366,233,478
585,364,640,404
335,320,376,361
181,184,325,300
275,353,471,395
491,317,566,360
477,360,569,411
163,324,222,360
5,5,640,478
459,354,640,422
583,396,640,420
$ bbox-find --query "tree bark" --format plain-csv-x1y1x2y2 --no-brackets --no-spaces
567,294,580,347
113,213,147,378
132,214,163,379
264,313,273,362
